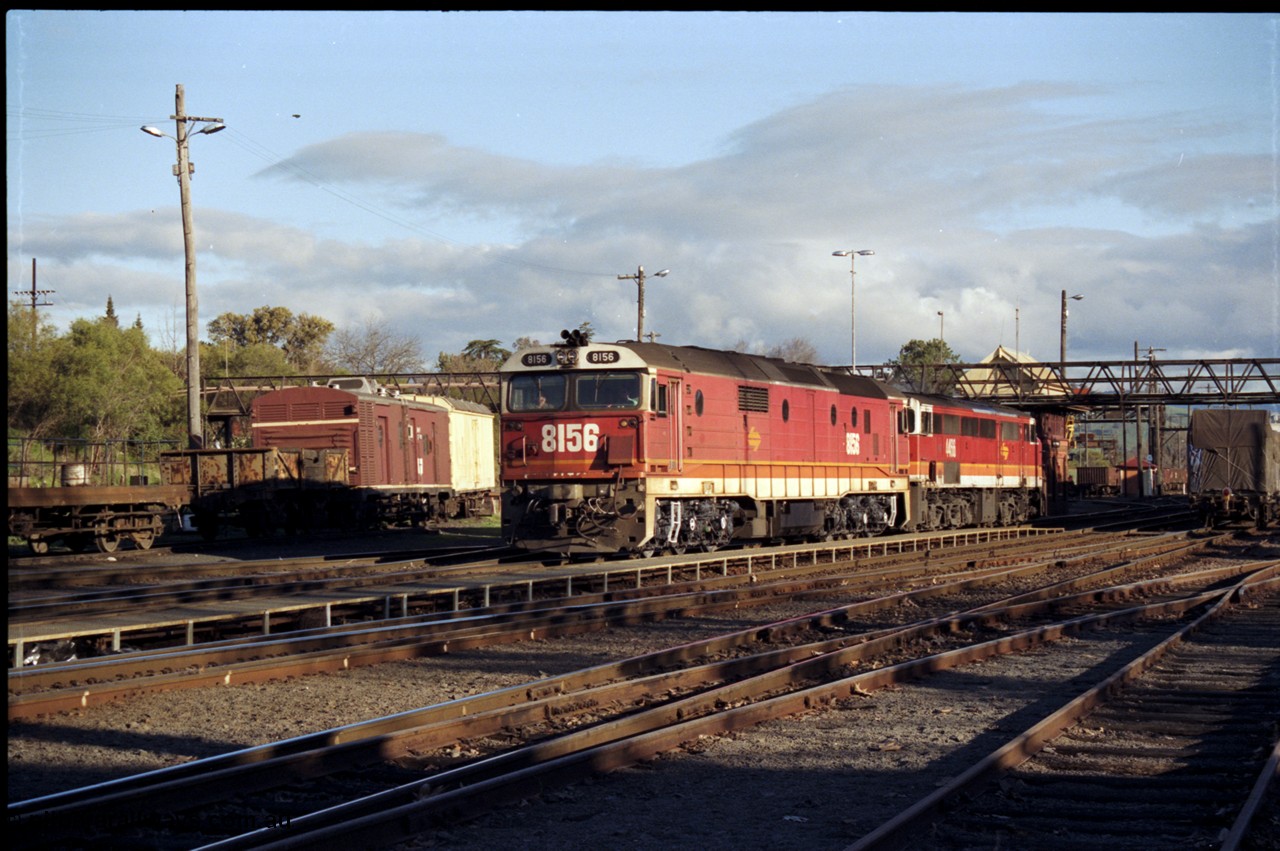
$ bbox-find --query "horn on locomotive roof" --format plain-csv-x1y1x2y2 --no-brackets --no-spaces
560,328,590,347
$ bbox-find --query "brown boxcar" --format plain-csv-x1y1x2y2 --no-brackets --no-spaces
249,378,496,531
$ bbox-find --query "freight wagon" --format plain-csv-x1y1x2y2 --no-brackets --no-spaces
9,378,498,553
1187,408,1280,529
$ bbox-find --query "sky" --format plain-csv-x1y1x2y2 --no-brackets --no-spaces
6,11,1278,369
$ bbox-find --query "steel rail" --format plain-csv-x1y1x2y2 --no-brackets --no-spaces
844,564,1280,851
9,530,1202,716
192,575,1257,850
11,555,1265,845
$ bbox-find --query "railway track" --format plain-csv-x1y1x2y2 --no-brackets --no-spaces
851,567,1280,851
10,533,1275,849
9,527,1059,668
8,528,1211,717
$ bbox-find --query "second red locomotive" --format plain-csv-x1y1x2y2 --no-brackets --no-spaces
500,330,1043,556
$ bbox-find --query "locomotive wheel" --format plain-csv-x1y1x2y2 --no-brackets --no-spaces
95,534,120,554
132,528,156,550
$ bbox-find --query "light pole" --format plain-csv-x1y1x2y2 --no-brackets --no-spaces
1059,290,1084,365
832,249,874,366
142,84,224,448
937,310,944,341
616,265,668,342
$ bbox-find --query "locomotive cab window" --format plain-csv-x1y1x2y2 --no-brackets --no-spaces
577,371,642,410
508,374,567,412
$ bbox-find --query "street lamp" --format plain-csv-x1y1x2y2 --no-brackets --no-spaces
616,265,669,342
832,249,875,367
1059,290,1084,365
141,84,224,448
937,311,944,341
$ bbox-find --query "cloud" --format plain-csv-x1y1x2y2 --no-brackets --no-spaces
10,83,1275,364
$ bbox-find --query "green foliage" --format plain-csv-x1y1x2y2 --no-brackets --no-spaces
437,339,512,373
207,305,334,372
8,302,62,439
888,338,961,395
18,315,185,443
201,340,295,378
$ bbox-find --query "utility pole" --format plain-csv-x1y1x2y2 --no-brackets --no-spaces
13,258,54,347
616,265,669,342
142,85,224,448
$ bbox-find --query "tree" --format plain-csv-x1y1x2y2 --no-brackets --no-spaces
327,317,425,375
46,317,184,442
766,337,819,364
728,336,819,364
201,340,294,378
207,305,334,372
8,302,62,438
437,339,512,373
888,338,961,394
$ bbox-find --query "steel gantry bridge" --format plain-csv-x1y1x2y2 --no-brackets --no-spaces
873,358,1280,409
202,358,1279,420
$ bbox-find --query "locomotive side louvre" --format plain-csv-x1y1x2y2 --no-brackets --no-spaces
500,339,913,555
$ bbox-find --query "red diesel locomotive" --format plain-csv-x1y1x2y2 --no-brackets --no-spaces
499,331,1043,556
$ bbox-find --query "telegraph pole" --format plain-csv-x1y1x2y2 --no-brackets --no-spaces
616,265,669,342
14,258,55,311
142,85,224,448
13,258,54,347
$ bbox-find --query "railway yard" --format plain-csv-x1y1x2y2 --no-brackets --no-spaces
8,505,1279,850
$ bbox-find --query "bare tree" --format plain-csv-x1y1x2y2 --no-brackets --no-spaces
327,317,425,375
766,337,819,364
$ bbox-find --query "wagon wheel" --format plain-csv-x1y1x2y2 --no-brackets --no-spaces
27,538,49,556
94,531,120,553
131,520,160,550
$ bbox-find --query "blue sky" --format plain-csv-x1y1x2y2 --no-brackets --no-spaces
7,11,1277,367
